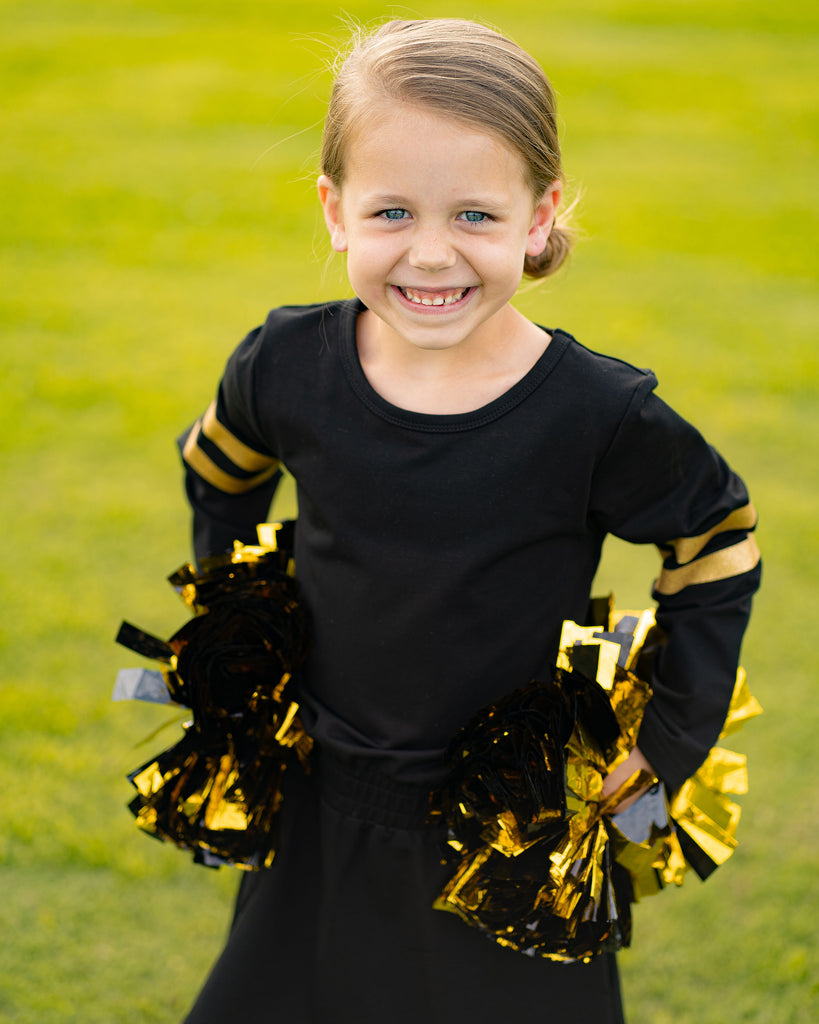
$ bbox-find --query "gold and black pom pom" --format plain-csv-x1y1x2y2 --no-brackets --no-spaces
430,601,761,963
114,522,311,870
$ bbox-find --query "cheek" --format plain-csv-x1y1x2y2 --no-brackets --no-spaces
476,237,529,280
343,247,388,300
346,234,399,276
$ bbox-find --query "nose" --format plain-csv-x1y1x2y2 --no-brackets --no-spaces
408,224,457,272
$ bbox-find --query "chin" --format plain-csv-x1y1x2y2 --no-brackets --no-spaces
396,327,473,352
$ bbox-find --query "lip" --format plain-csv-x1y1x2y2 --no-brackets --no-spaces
391,285,476,313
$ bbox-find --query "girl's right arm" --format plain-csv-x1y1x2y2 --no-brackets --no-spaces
178,327,281,565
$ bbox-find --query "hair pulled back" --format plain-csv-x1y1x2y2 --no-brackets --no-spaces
321,19,571,279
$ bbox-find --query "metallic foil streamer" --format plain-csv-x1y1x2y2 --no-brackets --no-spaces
431,599,760,962
115,521,311,869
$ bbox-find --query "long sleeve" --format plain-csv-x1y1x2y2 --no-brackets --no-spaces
590,374,761,791
179,327,282,564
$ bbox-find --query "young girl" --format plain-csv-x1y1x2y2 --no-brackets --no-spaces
179,18,760,1023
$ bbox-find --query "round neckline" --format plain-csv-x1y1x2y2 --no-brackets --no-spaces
336,298,570,434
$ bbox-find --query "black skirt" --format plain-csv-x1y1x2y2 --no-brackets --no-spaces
184,750,626,1023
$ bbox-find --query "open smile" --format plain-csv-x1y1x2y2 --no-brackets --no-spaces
393,285,475,310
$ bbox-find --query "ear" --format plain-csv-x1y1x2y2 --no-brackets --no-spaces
317,174,348,253
525,180,563,258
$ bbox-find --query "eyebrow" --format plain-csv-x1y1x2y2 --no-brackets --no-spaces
360,193,510,211
362,195,410,207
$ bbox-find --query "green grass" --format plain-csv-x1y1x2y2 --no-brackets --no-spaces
1,0,817,1020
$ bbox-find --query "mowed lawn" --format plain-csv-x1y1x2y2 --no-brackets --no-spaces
1,0,817,1020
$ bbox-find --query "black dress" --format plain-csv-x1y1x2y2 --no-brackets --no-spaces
180,298,759,1022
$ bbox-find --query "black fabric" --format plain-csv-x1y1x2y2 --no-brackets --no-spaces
179,299,758,1020
181,298,758,790
184,753,626,1024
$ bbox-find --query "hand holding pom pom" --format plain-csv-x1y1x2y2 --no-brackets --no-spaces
431,600,760,963
114,522,311,870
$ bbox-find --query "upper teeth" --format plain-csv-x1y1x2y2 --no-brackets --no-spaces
401,287,467,306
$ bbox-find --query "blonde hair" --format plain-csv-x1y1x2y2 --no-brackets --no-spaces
321,18,571,279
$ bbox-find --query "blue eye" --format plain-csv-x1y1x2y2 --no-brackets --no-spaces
381,208,409,220
459,211,488,223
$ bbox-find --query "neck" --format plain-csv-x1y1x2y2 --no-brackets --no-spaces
355,304,551,415
360,303,529,380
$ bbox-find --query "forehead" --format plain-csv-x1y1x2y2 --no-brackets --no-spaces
341,99,530,196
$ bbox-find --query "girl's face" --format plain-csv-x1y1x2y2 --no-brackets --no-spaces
319,101,560,357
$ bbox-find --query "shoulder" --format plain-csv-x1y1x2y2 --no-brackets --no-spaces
258,297,361,343
552,329,657,392
222,297,359,384
547,329,660,430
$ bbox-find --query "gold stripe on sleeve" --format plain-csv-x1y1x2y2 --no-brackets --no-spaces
671,504,757,565
655,536,761,596
182,420,280,494
201,401,278,473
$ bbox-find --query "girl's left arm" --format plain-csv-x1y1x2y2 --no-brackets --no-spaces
591,375,761,793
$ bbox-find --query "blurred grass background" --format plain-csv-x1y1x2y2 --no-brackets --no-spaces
1,0,817,1020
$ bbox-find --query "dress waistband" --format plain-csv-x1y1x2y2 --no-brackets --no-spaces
316,750,436,831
